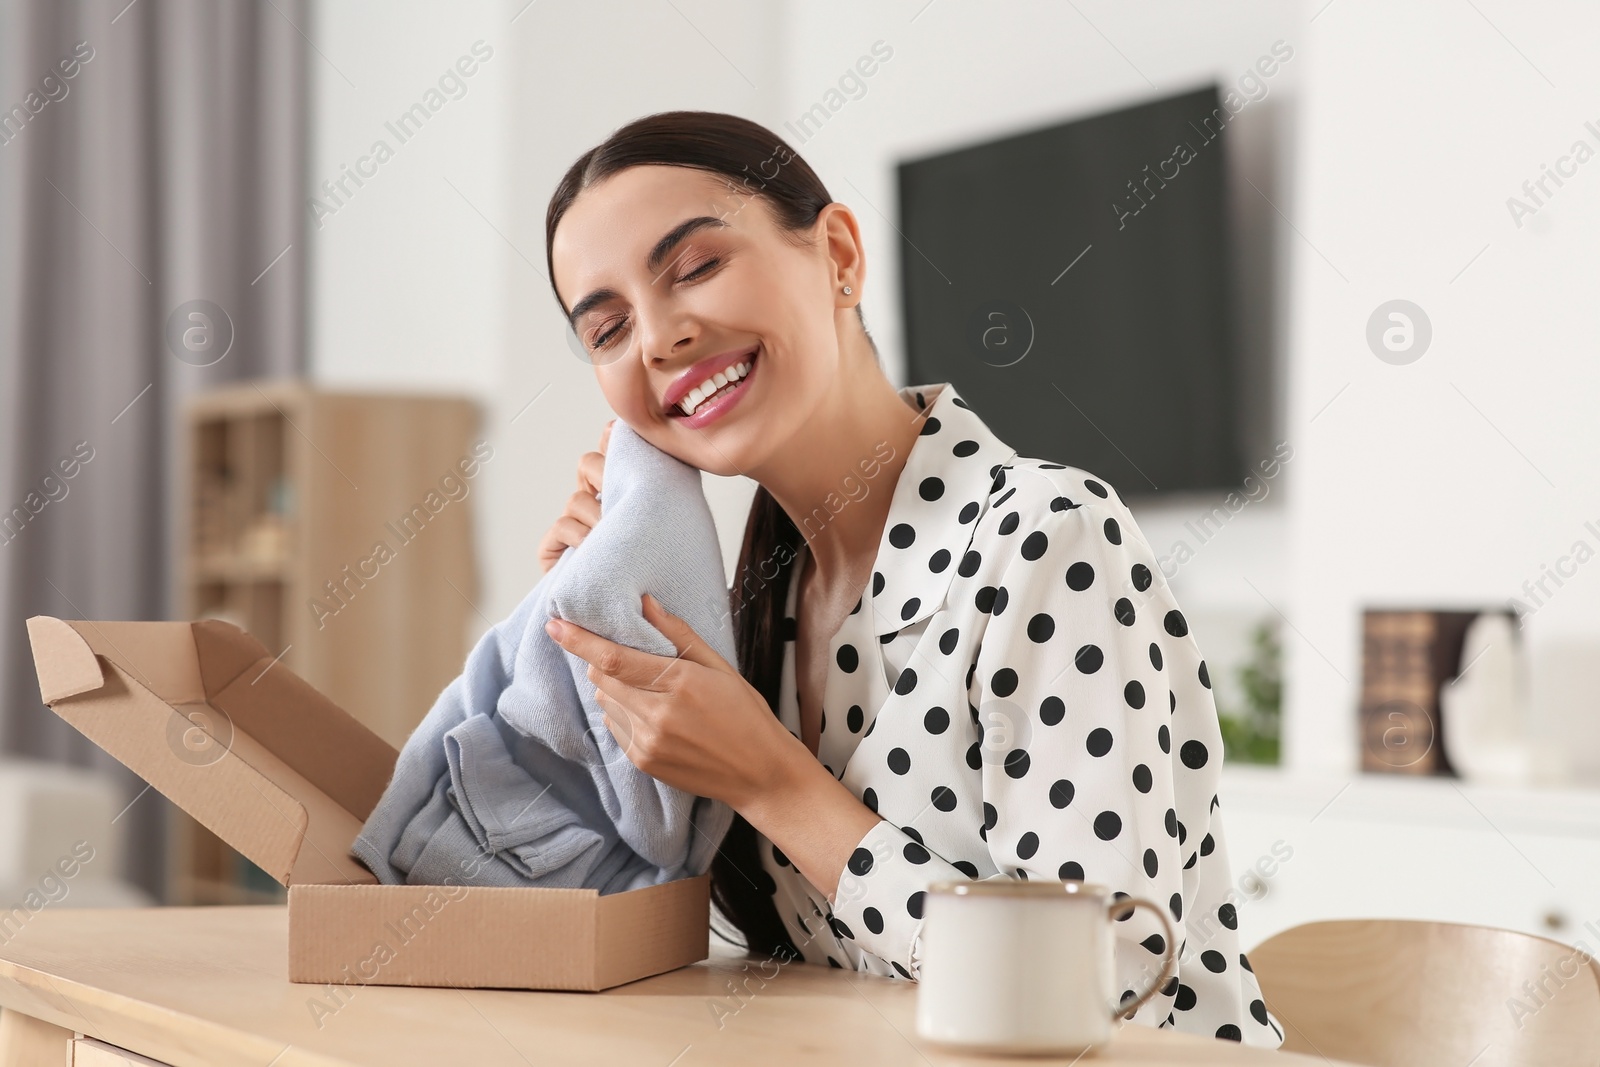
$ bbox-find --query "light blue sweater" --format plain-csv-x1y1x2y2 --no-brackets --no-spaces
350,421,737,892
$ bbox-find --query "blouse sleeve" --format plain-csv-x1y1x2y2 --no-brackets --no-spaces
828,490,1217,1024
826,811,967,979
967,496,1198,1019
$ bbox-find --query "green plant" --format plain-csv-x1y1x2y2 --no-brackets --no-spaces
1217,618,1281,764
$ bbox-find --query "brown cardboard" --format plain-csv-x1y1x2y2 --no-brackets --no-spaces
25,615,712,991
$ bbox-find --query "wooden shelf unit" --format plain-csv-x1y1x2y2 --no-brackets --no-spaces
172,380,483,905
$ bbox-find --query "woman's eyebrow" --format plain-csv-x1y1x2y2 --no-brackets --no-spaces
646,215,728,275
567,215,730,329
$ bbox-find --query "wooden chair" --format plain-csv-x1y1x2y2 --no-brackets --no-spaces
1249,919,1600,1067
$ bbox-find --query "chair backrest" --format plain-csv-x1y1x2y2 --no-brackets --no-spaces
1250,919,1600,1067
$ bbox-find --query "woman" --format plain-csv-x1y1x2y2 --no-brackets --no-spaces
539,110,1281,1047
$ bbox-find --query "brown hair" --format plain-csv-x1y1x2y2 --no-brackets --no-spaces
544,110,872,962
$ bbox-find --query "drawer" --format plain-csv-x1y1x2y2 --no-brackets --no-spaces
72,1036,175,1067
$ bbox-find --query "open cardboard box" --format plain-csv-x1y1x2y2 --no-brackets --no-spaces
25,615,711,991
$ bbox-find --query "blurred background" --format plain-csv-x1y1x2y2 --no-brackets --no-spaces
2,0,1598,962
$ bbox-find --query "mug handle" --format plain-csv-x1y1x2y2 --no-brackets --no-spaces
1106,896,1179,1022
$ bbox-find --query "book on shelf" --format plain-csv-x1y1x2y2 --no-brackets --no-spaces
1358,609,1485,775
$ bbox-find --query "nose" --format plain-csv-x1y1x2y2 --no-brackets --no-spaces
634,294,698,369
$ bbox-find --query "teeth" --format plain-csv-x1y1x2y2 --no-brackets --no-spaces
675,357,753,416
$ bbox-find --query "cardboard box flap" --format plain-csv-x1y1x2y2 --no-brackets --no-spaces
191,617,276,698
27,616,232,705
26,616,108,704
28,616,398,821
192,619,398,820
25,616,381,888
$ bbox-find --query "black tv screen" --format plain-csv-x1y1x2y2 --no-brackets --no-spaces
898,85,1242,495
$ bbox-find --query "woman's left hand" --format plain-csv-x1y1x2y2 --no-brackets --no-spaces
544,594,804,809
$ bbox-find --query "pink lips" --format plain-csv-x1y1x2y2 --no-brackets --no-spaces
674,346,758,429
661,344,760,412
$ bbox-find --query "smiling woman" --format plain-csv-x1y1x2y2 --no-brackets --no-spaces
538,111,1282,1049
543,112,897,960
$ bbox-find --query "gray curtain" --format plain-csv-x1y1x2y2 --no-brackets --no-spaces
0,0,306,900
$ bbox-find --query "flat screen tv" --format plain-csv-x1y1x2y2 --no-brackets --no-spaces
897,85,1243,495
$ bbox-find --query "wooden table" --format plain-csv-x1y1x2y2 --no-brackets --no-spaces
0,907,1358,1066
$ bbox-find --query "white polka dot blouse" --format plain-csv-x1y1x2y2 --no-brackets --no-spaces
744,382,1284,1047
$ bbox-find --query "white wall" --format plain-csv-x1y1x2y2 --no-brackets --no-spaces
307,0,507,398
1282,0,1600,774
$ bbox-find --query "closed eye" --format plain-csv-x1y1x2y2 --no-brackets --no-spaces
590,317,625,351
588,257,723,350
678,257,720,282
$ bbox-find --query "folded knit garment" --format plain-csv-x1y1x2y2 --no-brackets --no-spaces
350,421,737,892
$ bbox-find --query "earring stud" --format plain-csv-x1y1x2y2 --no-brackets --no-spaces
843,285,853,295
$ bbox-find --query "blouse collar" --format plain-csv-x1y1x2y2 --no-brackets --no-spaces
856,382,1018,638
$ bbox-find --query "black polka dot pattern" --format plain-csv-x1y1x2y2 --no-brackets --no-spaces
742,382,1277,1051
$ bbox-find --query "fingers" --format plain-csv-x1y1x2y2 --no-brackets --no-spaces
552,513,592,545
588,682,643,759
576,450,605,496
537,515,592,571
545,597,724,725
567,487,600,528
537,526,569,573
546,618,677,691
640,594,725,671
540,438,608,572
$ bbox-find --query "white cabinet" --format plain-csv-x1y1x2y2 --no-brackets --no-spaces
1217,767,1600,952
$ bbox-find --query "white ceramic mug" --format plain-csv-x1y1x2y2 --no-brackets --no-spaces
914,879,1178,1055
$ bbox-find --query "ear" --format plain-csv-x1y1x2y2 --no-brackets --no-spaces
817,201,866,303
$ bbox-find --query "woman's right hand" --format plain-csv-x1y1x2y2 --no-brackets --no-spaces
537,419,613,573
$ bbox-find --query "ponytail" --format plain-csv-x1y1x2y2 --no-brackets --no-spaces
707,486,804,959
